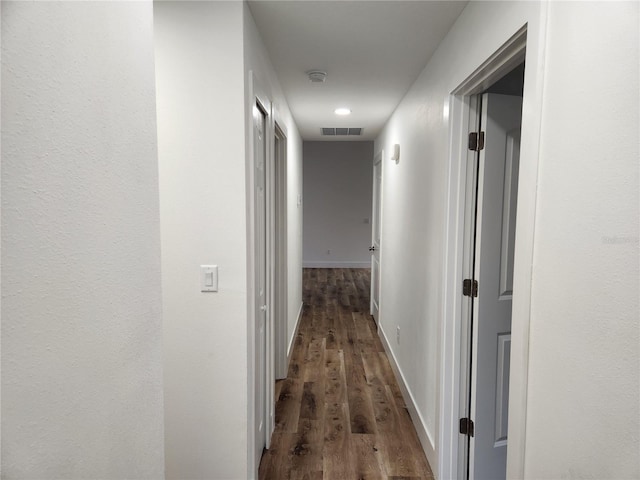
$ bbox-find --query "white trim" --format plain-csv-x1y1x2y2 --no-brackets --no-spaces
287,302,304,362
440,13,548,480
378,325,437,471
506,7,548,478
273,121,288,380
272,106,288,139
246,70,257,480
302,261,371,268
440,92,481,480
370,150,383,321
246,70,273,480
265,101,276,449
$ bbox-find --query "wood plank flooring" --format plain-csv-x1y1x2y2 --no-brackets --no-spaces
259,268,434,480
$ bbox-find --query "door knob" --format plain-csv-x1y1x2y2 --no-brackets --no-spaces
369,246,376,252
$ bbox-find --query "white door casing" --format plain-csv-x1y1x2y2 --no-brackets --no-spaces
254,101,268,467
469,93,522,480
440,24,545,480
370,151,383,322
458,94,483,479
273,123,288,380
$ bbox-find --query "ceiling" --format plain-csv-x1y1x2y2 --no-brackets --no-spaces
248,0,467,141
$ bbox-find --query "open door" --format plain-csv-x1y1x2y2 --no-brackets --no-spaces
370,151,382,322
466,92,522,480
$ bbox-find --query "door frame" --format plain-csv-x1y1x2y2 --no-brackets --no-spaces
272,117,288,381
247,70,274,478
370,150,383,322
439,20,547,480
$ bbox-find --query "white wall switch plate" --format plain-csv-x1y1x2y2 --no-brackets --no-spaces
201,265,218,292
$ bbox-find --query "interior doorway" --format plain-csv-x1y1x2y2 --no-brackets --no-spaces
370,150,383,322
272,123,288,381
251,89,291,475
439,26,531,480
253,99,269,468
249,74,282,474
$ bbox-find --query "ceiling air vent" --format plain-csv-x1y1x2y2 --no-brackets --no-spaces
321,127,363,136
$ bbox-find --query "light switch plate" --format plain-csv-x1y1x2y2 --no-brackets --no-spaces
201,265,218,292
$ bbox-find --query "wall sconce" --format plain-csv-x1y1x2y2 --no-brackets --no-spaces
390,144,400,164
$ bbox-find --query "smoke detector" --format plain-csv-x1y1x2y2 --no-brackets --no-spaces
307,70,327,83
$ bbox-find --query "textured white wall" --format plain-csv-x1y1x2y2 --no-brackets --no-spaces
287,136,304,348
154,2,248,479
156,3,304,478
303,141,374,267
375,4,545,471
524,2,639,478
243,2,304,381
375,1,638,478
1,2,164,478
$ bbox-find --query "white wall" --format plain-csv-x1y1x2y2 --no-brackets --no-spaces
1,2,164,477
156,2,304,478
287,138,304,351
154,3,248,479
375,1,638,479
243,2,304,375
524,2,639,478
375,3,544,470
303,141,374,268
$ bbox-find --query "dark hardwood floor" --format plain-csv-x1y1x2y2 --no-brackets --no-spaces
259,268,434,480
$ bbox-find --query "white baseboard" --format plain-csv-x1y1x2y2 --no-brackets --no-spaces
287,302,304,364
378,325,438,476
303,261,371,268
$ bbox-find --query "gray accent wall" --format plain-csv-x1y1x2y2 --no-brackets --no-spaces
303,141,374,268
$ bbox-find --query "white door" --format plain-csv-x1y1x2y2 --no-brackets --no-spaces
370,151,382,322
254,103,268,466
470,93,522,480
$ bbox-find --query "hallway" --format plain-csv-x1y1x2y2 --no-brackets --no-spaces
259,268,434,479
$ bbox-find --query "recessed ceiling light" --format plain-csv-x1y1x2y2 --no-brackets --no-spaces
334,108,351,116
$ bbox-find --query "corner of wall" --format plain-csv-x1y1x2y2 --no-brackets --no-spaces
154,2,249,478
287,302,305,362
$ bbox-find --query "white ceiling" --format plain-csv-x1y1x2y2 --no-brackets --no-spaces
248,0,467,141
